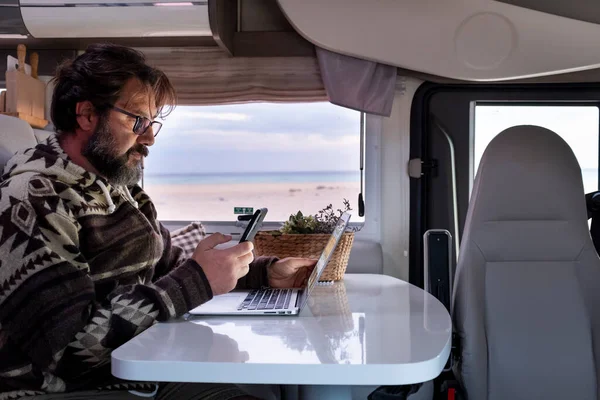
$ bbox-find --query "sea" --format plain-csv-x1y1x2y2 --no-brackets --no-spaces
143,171,360,186
143,168,600,192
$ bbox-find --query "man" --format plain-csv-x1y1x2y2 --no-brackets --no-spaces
0,44,316,400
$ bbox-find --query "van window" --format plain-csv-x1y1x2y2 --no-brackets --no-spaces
142,102,363,223
474,105,599,194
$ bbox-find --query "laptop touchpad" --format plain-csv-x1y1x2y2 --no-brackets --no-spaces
189,292,248,313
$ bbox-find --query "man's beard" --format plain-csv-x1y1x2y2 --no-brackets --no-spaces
82,116,149,186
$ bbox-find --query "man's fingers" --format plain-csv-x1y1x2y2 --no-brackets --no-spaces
197,233,232,250
224,241,254,258
237,251,254,267
236,264,250,279
291,257,319,266
284,257,319,270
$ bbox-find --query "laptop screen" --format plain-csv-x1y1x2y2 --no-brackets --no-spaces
297,212,351,311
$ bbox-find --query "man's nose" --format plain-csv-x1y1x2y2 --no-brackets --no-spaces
137,127,155,147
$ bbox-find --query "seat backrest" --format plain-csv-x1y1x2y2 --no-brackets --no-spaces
452,125,600,400
0,115,38,173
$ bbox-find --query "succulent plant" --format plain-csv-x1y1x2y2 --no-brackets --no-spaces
281,211,318,234
280,199,357,234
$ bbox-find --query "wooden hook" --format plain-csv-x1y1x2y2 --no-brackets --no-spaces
17,44,26,73
30,52,39,79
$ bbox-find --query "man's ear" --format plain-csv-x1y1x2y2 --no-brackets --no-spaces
75,101,98,133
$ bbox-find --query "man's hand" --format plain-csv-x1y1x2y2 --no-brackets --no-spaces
268,257,318,288
192,233,254,296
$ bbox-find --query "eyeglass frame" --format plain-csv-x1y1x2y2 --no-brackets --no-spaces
106,104,163,137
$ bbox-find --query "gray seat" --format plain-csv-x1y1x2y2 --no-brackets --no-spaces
0,114,38,172
452,125,600,400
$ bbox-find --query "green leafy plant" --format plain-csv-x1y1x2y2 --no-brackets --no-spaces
280,198,358,234
280,211,318,234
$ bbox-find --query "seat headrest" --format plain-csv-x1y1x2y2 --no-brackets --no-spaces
472,125,586,224
0,115,37,172
466,125,590,261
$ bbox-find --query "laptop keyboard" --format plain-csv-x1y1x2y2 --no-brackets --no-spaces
237,288,293,311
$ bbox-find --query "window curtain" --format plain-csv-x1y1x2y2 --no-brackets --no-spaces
141,47,328,105
142,46,398,115
315,46,397,117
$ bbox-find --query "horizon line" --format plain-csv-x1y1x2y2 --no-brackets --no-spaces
144,170,359,176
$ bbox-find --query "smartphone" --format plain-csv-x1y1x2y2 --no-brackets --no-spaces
239,208,268,243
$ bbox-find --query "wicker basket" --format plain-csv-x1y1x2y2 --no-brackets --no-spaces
253,231,354,281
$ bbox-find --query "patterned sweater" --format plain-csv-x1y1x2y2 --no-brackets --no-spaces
0,135,275,398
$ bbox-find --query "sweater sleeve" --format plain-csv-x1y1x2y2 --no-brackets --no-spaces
150,221,190,281
235,256,279,289
0,192,213,384
152,219,278,290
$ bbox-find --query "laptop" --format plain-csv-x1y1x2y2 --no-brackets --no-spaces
189,212,351,316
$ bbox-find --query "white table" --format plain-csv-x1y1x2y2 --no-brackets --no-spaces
112,274,451,399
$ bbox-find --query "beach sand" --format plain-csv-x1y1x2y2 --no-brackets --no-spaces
143,181,361,222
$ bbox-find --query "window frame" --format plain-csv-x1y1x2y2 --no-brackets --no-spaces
409,83,600,289
157,110,383,243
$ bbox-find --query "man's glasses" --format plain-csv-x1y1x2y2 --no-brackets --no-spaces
107,104,162,137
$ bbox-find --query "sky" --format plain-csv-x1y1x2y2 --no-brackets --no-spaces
474,105,599,171
146,102,599,177
143,102,361,175
474,105,599,194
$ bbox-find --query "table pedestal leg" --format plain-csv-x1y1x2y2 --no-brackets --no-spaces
299,385,352,400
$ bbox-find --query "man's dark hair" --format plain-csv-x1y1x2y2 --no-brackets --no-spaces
51,43,176,134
